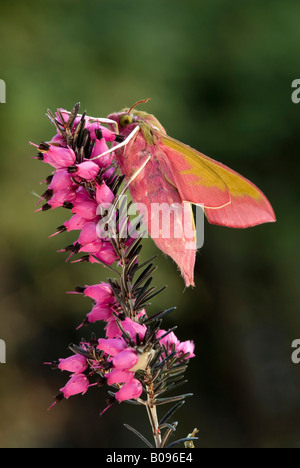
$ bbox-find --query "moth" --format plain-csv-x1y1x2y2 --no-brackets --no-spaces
92,100,276,286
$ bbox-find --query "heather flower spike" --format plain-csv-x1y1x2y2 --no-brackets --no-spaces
32,103,197,448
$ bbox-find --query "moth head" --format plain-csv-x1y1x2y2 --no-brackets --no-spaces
107,99,166,143
119,113,135,128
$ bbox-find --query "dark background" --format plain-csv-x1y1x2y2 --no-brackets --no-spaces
0,0,300,448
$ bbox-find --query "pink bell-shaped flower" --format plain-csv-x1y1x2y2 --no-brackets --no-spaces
97,338,127,357
58,355,88,374
115,379,143,402
112,349,139,370
60,374,89,399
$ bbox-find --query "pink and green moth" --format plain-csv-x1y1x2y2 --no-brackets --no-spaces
91,99,276,287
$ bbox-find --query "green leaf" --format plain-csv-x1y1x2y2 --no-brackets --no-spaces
154,393,193,406
159,401,186,426
124,424,154,448
167,437,198,448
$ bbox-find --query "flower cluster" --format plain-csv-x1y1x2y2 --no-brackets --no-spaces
33,104,196,446
47,280,195,407
32,105,123,265
46,302,195,407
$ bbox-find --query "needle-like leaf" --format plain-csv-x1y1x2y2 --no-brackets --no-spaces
124,424,154,448
159,401,186,426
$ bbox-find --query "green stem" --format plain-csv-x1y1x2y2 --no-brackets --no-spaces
146,369,162,448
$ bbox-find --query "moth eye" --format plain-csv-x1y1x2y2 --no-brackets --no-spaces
119,114,134,128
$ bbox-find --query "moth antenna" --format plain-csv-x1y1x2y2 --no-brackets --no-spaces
128,98,151,114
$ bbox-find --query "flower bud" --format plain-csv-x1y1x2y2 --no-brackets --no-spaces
112,349,138,370
78,222,98,246
48,189,76,209
115,379,143,402
95,183,115,205
60,374,89,399
83,282,114,303
93,242,118,265
58,355,88,374
121,317,147,343
64,214,89,232
88,122,116,142
71,199,98,220
91,139,113,168
69,161,100,181
97,338,127,357
44,146,76,169
157,329,180,348
49,170,75,192
87,303,113,323
106,369,134,386
176,340,195,359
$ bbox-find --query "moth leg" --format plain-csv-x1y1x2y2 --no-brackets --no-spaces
92,118,119,133
117,152,151,198
90,125,140,163
106,152,152,224
63,110,120,133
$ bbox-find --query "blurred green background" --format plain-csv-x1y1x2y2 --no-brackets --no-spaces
0,0,300,448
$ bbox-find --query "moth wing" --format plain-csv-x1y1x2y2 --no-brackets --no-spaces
158,133,276,228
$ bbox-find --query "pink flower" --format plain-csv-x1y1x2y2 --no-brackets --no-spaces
48,170,75,192
113,349,138,370
47,188,76,209
49,134,66,147
121,317,147,343
44,145,76,169
71,199,98,220
58,355,88,374
115,379,143,402
64,214,90,232
102,166,115,181
83,283,114,303
69,161,100,180
157,329,180,349
156,330,195,360
95,183,115,205
101,126,118,142
97,338,127,357
71,187,98,219
60,374,89,399
91,139,113,168
87,303,113,323
93,242,118,265
81,254,102,264
78,222,98,246
138,309,148,320
74,186,93,203
176,340,195,359
106,369,134,386
79,239,103,254
105,317,122,339
87,121,116,142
